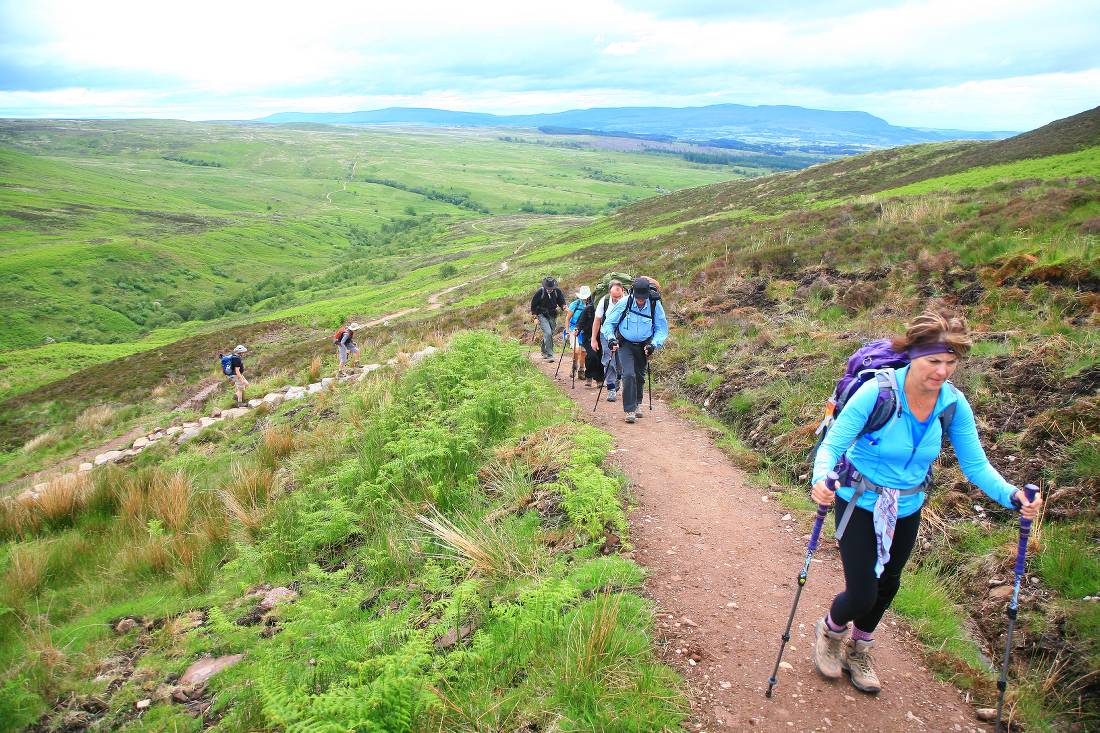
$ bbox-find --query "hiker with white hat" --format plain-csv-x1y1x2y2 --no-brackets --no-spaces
334,321,364,370
566,285,592,384
219,345,250,407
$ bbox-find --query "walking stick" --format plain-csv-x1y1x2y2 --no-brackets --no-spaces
553,334,568,380
593,382,604,411
528,323,538,354
995,483,1040,733
766,471,839,698
570,343,577,389
647,354,654,411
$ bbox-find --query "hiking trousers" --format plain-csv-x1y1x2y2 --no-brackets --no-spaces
828,497,922,633
600,334,618,388
537,314,557,359
616,340,648,413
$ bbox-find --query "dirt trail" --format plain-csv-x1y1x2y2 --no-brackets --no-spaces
532,355,989,733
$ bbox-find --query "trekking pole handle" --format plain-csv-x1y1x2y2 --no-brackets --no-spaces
808,472,840,553
1014,483,1040,575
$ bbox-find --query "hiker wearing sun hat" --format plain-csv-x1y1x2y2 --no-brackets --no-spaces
334,321,364,370
219,344,250,406
530,276,567,361
565,285,592,383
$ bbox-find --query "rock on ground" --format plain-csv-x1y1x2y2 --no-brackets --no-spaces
179,654,244,686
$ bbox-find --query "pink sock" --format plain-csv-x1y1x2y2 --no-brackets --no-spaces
826,613,848,633
852,627,874,642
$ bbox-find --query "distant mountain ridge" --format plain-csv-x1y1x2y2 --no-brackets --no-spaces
256,104,1015,148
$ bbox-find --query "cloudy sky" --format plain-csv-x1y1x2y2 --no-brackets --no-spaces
0,0,1097,130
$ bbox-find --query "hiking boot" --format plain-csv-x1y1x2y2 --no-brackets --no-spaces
585,378,593,388
813,617,847,680
625,413,636,424
607,387,617,402
544,356,554,362
842,639,882,694
635,410,644,419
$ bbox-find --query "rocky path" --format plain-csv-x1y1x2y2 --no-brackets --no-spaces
532,355,990,733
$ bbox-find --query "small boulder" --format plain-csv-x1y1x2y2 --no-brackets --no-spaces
320,377,335,388
988,585,1014,602
247,398,264,408
176,427,202,444
135,698,152,710
165,426,183,437
179,654,244,686
410,346,438,364
199,417,217,428
114,617,139,634
263,393,284,406
285,387,307,400
94,450,124,465
182,421,201,430
307,383,323,394
975,708,997,722
259,587,299,610
434,622,477,650
78,462,94,472
221,407,250,419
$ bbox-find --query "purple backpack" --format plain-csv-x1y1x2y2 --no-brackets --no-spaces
814,338,956,448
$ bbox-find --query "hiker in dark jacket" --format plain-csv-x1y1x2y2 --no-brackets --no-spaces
600,277,669,423
530,276,567,361
809,307,1042,694
221,344,249,406
575,292,604,388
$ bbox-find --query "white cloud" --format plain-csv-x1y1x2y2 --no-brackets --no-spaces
0,0,1098,128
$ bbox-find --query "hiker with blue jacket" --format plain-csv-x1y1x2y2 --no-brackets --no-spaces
810,307,1042,694
601,277,669,423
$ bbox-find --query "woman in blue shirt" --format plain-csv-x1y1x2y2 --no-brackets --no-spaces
809,307,1042,693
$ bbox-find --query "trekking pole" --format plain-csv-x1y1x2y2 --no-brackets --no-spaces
528,324,537,354
593,382,604,411
995,483,1040,733
553,334,568,380
647,356,654,411
570,345,577,389
766,471,839,698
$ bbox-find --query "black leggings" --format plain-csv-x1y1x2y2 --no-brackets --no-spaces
828,496,921,633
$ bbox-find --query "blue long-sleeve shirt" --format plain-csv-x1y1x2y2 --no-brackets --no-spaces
812,365,1017,518
600,296,669,348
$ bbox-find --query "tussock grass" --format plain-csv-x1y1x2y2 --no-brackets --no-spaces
147,471,193,532
22,431,58,454
0,495,41,540
257,425,296,467
2,543,48,608
74,404,115,434
36,473,91,529
308,355,322,383
416,508,538,578
221,464,280,536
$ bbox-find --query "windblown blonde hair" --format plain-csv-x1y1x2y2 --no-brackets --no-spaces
891,305,972,357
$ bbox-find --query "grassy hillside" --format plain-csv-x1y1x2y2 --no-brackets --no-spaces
471,108,1098,730
0,118,742,359
2,107,1099,731
0,333,685,732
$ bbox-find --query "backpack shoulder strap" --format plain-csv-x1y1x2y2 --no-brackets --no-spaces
859,369,900,438
939,383,959,434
